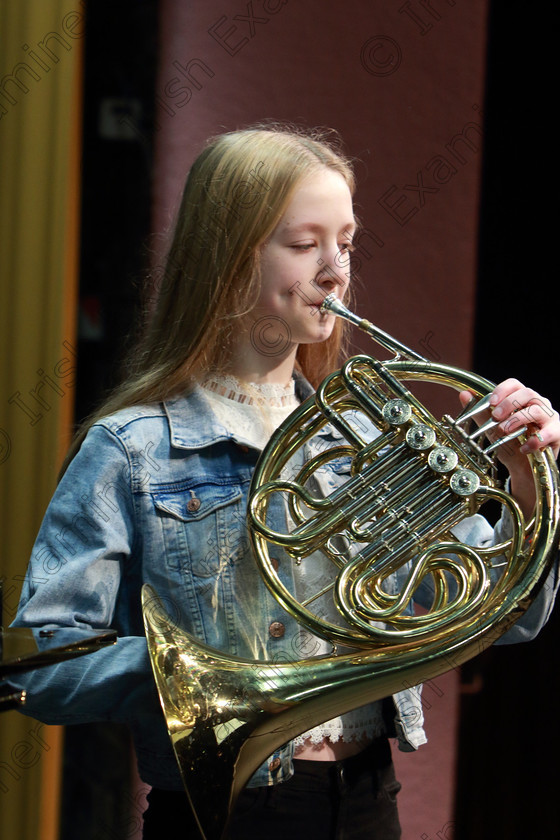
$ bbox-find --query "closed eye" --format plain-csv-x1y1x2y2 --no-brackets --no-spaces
290,243,315,252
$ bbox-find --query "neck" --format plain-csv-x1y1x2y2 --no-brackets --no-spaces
227,345,298,386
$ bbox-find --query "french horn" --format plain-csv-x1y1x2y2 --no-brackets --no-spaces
142,294,560,840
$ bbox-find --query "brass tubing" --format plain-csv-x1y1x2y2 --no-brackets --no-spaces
144,296,560,840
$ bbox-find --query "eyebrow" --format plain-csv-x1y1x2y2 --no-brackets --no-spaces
283,221,357,235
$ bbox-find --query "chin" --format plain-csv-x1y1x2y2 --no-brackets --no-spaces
301,326,335,345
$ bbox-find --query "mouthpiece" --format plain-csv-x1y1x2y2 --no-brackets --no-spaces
320,293,338,312
320,294,361,327
320,294,424,362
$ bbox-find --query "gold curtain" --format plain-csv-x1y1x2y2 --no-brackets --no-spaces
0,1,84,838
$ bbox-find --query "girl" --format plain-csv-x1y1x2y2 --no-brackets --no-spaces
12,126,560,839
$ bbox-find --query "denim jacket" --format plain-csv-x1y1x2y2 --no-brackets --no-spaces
12,383,559,790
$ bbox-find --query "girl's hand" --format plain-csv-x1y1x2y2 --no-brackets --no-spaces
459,378,560,517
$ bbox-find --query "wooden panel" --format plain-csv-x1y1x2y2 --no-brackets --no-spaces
0,1,84,838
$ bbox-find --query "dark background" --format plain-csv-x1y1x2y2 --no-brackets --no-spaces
456,3,559,837
62,3,157,838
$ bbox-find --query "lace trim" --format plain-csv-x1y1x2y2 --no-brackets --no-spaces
198,376,299,449
293,703,386,750
202,374,296,407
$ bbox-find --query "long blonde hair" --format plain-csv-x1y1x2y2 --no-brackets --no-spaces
63,126,356,470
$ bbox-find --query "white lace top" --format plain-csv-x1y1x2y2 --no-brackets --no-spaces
200,374,386,750
201,374,299,447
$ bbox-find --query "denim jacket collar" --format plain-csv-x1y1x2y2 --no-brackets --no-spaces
163,372,316,452
164,388,232,451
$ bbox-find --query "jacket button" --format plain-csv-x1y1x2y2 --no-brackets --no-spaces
268,757,281,772
186,496,201,512
269,621,285,638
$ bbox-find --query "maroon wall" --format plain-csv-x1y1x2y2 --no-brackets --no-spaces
152,2,489,836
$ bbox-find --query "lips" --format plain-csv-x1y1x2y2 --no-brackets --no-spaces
307,302,331,315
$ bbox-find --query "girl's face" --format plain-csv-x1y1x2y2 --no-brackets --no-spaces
231,168,356,382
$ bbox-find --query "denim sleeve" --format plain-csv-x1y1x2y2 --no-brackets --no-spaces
10,424,159,726
493,512,560,644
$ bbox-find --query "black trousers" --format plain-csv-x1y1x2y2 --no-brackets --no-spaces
143,738,402,840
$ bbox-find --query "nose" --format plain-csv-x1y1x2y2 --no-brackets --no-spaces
313,245,350,296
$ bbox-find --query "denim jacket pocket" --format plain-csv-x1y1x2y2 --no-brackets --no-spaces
151,479,246,577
